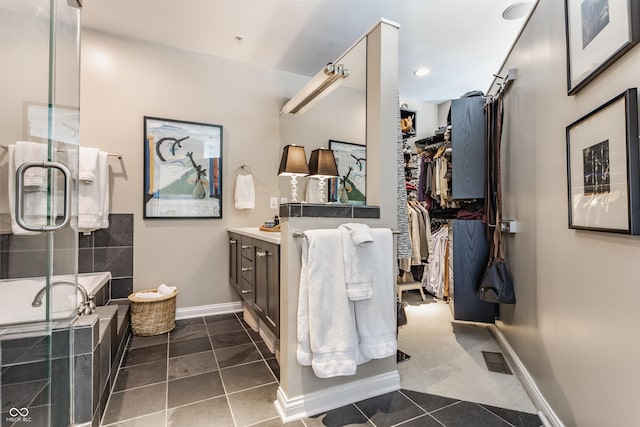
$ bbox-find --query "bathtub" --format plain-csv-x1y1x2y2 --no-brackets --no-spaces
0,271,112,327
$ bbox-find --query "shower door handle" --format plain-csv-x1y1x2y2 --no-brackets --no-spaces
16,161,72,232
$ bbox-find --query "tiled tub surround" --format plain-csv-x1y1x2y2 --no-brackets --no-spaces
0,213,134,300
0,274,131,426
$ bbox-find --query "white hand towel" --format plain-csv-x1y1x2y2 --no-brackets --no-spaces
14,141,48,190
78,151,109,233
339,226,374,301
157,284,177,295
297,229,367,378
135,291,163,299
8,145,49,235
234,174,255,209
354,228,397,359
79,147,99,183
340,222,374,246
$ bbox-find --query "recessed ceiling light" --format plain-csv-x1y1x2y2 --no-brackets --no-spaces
413,67,430,77
502,1,532,20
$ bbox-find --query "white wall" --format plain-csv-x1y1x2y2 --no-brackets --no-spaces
81,30,300,308
492,1,640,426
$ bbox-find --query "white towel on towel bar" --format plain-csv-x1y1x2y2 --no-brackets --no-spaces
234,174,255,209
78,151,109,233
14,141,48,190
79,147,99,183
339,224,374,301
297,229,368,378
354,228,397,359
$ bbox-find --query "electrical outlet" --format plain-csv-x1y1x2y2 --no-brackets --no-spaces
270,197,278,209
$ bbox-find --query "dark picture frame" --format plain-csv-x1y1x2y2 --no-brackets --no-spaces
566,88,639,234
328,140,366,205
565,0,640,95
143,116,223,219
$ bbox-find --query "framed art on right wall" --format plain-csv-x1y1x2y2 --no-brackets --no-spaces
566,88,640,234
565,0,640,95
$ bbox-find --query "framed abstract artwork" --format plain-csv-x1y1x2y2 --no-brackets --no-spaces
143,116,223,219
566,88,640,233
328,140,366,205
565,0,640,95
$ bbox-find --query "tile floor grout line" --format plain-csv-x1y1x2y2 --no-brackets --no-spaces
100,332,133,426
165,329,170,427
100,409,166,427
351,402,376,427
397,390,431,415
205,314,240,427
390,412,445,427
427,399,463,415
476,403,518,427
224,380,279,396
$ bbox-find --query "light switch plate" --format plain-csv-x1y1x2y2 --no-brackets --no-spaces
270,197,278,209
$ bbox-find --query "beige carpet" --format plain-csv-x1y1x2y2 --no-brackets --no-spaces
397,293,538,414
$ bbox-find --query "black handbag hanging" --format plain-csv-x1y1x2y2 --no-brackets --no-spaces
479,208,515,304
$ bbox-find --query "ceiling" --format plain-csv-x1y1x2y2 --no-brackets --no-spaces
82,0,534,103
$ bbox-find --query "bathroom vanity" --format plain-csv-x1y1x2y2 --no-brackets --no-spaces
228,227,280,338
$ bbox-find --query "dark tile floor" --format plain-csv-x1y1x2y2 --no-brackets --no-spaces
100,312,542,427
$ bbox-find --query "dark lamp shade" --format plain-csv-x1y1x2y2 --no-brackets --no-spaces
278,145,309,176
308,148,338,177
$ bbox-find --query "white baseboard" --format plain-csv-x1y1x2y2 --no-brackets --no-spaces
489,323,565,427
274,371,400,422
175,302,242,320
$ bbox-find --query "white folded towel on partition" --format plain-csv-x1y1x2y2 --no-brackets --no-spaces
353,228,397,359
7,145,49,235
234,174,255,209
14,141,48,190
79,151,109,233
79,147,99,183
297,229,368,378
339,224,374,301
339,222,374,246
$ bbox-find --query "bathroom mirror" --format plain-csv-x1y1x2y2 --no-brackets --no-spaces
279,36,367,203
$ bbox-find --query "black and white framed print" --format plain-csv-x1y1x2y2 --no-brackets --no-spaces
565,0,640,95
566,88,640,234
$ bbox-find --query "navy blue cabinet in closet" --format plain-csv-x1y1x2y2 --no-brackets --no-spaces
449,220,496,323
451,96,486,200
448,95,496,323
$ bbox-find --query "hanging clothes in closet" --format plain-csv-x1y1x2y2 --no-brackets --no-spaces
422,220,449,299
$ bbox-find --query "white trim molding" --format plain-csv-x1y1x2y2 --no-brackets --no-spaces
489,323,565,427
175,302,242,320
274,371,400,423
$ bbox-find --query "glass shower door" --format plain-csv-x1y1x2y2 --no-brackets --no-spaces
0,1,81,426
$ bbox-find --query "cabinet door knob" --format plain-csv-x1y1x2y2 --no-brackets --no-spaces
256,251,267,257
241,289,252,295
229,239,237,244
241,267,253,272
242,245,250,249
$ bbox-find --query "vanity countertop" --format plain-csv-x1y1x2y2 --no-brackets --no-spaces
228,227,281,245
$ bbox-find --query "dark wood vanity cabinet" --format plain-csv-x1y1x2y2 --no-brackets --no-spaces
229,232,242,297
228,231,280,337
253,240,280,336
